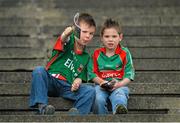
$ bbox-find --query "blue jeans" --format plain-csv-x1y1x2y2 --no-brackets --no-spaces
29,66,95,115
93,85,129,114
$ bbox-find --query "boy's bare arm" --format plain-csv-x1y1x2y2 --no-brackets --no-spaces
113,78,131,89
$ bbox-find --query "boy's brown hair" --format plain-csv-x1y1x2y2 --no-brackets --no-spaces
100,18,122,36
78,13,96,27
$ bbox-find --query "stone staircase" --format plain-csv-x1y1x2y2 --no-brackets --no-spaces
0,0,180,122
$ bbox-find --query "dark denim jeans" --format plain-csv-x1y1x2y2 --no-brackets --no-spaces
29,66,95,115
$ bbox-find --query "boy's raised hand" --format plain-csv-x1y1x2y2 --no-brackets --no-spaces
61,26,75,41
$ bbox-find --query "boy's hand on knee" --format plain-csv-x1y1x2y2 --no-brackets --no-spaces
109,79,120,91
71,83,79,91
71,78,82,92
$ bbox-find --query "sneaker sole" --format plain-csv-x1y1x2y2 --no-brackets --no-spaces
68,108,79,115
114,105,128,114
45,105,55,115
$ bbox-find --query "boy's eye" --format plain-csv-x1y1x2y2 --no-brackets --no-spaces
82,31,94,36
104,35,117,38
112,35,118,38
82,30,87,33
90,32,94,36
104,35,109,38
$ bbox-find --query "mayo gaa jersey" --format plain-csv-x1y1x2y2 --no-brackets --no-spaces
46,34,89,84
88,44,135,81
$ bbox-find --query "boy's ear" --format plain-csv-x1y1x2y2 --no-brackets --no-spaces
119,33,123,41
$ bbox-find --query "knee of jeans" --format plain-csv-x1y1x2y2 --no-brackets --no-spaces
114,87,129,97
86,86,95,96
95,95,106,105
122,87,130,95
32,66,46,76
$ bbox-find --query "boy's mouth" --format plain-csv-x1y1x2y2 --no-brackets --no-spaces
107,43,114,47
82,40,90,44
77,40,88,46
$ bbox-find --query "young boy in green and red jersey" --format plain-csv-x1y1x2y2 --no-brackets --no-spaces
29,13,96,115
88,18,135,114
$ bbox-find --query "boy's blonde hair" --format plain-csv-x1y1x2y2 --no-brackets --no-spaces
100,18,122,37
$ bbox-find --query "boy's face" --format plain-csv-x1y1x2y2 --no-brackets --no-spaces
76,21,96,46
101,28,123,51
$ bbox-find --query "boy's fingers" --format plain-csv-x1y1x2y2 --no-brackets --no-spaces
64,26,74,36
71,83,80,91
71,86,76,91
71,25,75,31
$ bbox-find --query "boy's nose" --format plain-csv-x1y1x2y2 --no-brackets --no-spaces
85,33,92,40
109,37,114,41
86,33,91,37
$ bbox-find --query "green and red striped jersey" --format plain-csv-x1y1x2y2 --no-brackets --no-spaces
46,34,89,84
88,44,135,82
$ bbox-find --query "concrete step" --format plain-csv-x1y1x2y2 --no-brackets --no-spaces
1,16,180,27
2,36,178,49
86,47,180,59
0,17,39,27
0,109,171,115
0,47,179,59
0,7,180,18
0,71,179,83
44,36,180,50
0,114,179,122
0,37,44,48
42,26,180,36
43,16,180,27
0,0,33,7
0,6,40,18
0,96,179,110
130,48,180,58
0,59,47,71
0,59,179,71
135,71,180,83
30,10,180,26
0,48,46,59
1,0,180,8
0,83,179,95
41,0,180,8
1,26,180,36
133,59,180,71
0,72,31,83
0,27,39,36
124,36,180,47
